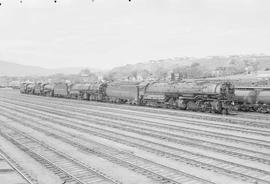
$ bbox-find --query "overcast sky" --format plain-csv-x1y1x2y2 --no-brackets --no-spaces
0,0,269,69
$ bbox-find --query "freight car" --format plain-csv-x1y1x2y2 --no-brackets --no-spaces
141,81,234,114
235,86,270,113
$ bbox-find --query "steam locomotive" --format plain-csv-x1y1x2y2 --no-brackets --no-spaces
20,80,235,114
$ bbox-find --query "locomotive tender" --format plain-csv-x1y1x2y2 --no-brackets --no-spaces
235,86,270,113
20,80,235,114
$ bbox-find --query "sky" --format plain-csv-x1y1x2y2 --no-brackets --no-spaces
0,0,269,69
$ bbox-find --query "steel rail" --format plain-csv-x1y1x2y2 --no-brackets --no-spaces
2,110,270,184
0,125,121,184
0,121,214,184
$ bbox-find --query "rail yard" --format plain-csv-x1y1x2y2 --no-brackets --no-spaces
0,89,270,184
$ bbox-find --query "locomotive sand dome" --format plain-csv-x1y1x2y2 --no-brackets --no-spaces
142,81,234,114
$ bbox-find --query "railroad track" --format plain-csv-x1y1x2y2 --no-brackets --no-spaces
236,112,270,122
2,95,270,138
2,92,270,129
1,107,270,184
1,97,270,148
3,95,269,138
0,124,121,184
0,148,38,184
12,92,270,129
52,103,270,137
32,102,270,145
0,121,215,184
1,100,270,164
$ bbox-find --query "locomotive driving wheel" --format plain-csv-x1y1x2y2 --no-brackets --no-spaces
196,100,205,112
176,99,187,110
187,101,198,111
221,108,228,115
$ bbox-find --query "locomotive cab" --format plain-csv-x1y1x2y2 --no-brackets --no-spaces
220,82,235,100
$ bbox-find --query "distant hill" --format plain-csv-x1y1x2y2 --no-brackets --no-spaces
106,55,270,80
1,55,270,78
111,55,270,72
0,61,94,76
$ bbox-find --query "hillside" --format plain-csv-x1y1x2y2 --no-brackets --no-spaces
106,55,270,80
1,55,270,78
0,61,87,76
